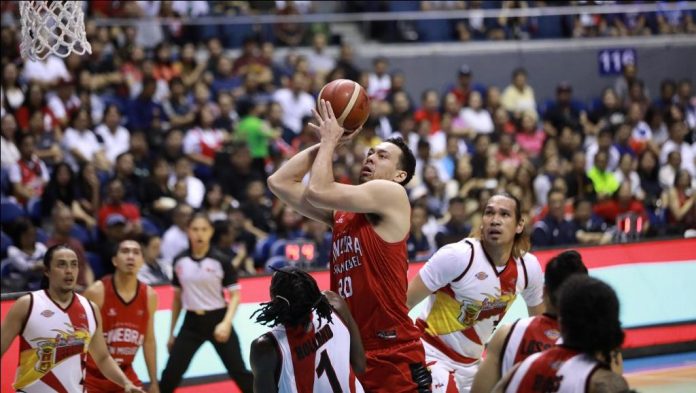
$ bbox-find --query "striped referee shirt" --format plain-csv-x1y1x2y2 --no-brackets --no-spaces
172,248,240,311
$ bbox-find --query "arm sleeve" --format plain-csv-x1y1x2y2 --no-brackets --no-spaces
521,254,544,308
7,163,21,183
419,243,472,292
171,258,181,288
221,255,240,290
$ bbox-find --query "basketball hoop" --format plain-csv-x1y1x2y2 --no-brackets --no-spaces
19,1,92,61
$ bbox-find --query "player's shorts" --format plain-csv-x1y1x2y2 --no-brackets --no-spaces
359,339,430,393
84,364,142,393
423,339,480,393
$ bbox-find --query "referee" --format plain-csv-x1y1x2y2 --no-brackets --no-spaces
159,213,253,393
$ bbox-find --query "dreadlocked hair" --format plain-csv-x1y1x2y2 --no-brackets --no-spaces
558,275,624,366
251,267,333,328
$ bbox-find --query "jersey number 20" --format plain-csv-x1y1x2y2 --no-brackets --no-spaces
337,276,353,298
316,349,342,392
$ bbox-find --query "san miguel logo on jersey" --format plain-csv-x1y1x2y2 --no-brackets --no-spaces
457,290,517,328
31,324,90,373
331,235,363,274
544,329,561,341
40,310,54,318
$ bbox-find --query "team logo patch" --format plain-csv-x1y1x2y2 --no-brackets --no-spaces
544,328,561,340
40,310,54,318
475,271,488,280
107,308,117,317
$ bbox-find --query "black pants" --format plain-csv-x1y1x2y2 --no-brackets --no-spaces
160,308,253,393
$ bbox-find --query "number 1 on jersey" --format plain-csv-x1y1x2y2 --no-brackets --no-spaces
316,349,342,392
337,276,353,298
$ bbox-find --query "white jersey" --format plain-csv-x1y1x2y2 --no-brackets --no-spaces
267,310,364,393
504,346,602,393
416,238,544,362
14,290,97,392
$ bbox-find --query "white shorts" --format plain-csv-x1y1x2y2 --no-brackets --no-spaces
423,339,481,393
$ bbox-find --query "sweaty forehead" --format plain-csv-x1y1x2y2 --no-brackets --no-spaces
374,142,401,157
53,249,78,263
485,195,516,211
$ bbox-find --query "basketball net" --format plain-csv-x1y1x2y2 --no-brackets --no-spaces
19,1,92,61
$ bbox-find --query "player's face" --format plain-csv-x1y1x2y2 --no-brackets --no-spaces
113,240,144,275
481,196,523,246
47,249,79,294
359,142,405,184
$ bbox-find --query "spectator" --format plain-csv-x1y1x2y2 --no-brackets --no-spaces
235,99,278,173
212,220,255,276
660,120,695,176
565,151,596,201
516,110,546,159
613,123,637,158
27,110,63,166
272,72,314,135
332,42,361,82
586,127,621,173
0,113,19,169
152,42,181,83
138,157,175,229
126,76,167,132
411,164,448,218
62,108,109,172
76,163,101,222
413,89,442,134
211,56,242,98
47,78,81,127
112,152,140,202
160,203,193,264
2,218,46,291
434,196,472,248
533,155,561,208
183,105,229,172
46,205,94,288
532,188,577,247
39,163,94,228
407,204,434,261
460,90,494,135
176,43,207,88
1,63,24,113
8,133,49,206
97,178,141,234
240,179,274,234
21,55,70,88
162,77,196,129
214,92,239,131
663,169,696,234
202,183,230,223
587,88,625,135
95,104,131,167
14,84,58,132
168,156,205,208
306,32,335,75
367,57,391,101
614,153,644,200
448,64,474,107
588,150,620,199
570,198,611,245
593,181,649,232
137,233,171,284
162,129,185,164
614,63,638,102
501,67,537,117
638,150,663,209
544,81,581,135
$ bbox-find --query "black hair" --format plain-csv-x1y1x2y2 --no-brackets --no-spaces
8,217,34,248
102,103,121,121
572,198,591,210
41,244,75,289
384,137,416,186
512,67,527,79
251,267,333,328
558,275,624,363
545,250,588,307
546,187,566,202
187,212,213,228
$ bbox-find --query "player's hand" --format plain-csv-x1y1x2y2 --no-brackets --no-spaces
337,126,363,147
124,382,145,393
213,322,231,343
309,99,344,144
167,335,175,353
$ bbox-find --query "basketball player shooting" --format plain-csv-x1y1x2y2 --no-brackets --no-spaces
268,98,432,392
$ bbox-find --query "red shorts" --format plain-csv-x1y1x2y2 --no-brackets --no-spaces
84,364,141,393
359,339,427,393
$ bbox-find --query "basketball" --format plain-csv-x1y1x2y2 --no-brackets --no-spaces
317,79,370,133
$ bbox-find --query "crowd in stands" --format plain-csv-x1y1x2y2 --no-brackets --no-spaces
1,1,695,293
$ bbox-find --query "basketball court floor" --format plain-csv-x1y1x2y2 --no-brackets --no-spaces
176,351,696,393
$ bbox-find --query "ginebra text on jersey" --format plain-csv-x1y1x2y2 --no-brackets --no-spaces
332,235,364,274
104,327,144,346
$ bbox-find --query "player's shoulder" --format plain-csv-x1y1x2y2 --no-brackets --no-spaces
250,333,279,365
519,251,543,273
431,238,476,259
